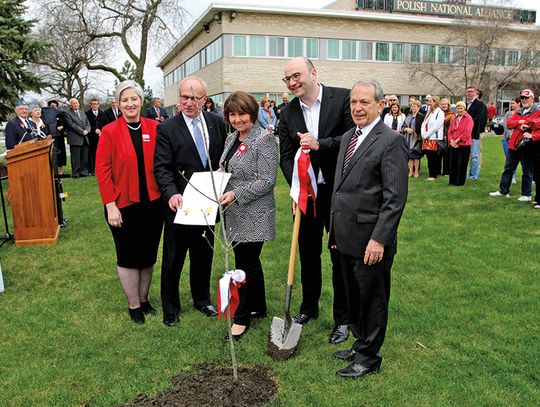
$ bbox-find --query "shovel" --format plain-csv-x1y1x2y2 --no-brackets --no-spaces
268,206,303,360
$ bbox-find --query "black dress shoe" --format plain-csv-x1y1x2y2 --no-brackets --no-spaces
163,313,179,326
140,301,157,315
336,362,380,379
198,305,218,317
128,307,145,324
292,313,318,325
329,324,349,344
333,348,355,361
250,311,267,319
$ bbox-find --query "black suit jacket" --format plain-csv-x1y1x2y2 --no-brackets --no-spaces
279,85,354,190
103,107,122,125
146,106,169,121
5,116,35,149
85,109,107,137
154,111,227,206
467,99,488,140
330,120,408,258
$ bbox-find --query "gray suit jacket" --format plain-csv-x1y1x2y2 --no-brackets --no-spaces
64,108,91,146
330,120,408,258
219,124,278,243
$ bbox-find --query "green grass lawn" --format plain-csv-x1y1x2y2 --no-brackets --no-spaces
0,136,539,406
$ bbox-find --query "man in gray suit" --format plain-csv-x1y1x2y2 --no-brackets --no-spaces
64,98,91,178
330,79,408,379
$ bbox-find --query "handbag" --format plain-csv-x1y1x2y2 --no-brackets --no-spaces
422,139,438,151
516,137,531,150
436,138,447,154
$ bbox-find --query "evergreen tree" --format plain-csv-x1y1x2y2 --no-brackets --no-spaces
0,0,47,121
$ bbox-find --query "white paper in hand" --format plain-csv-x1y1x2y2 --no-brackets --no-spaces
174,171,231,226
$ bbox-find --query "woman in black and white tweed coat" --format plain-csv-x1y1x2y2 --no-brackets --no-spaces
219,91,278,340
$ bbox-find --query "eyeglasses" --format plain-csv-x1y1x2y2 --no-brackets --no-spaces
282,72,302,84
521,96,533,100
180,95,205,102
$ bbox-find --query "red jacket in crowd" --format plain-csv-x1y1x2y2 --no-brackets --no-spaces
96,116,161,209
507,107,540,150
487,104,497,120
448,112,473,147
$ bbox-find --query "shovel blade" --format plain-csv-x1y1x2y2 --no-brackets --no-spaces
268,316,303,360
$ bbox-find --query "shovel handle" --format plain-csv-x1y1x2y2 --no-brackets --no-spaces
287,206,302,285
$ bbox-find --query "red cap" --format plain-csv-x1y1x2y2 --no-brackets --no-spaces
520,89,534,98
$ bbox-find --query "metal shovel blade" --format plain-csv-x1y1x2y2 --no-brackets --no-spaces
268,316,303,360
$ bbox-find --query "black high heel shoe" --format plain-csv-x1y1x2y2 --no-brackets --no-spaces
128,307,145,324
140,300,157,315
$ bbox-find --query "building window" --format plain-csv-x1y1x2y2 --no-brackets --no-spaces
452,47,465,64
306,38,319,59
410,44,421,63
376,43,390,61
232,35,247,56
328,39,340,60
438,46,451,64
288,37,303,57
359,41,372,61
392,43,403,62
466,48,478,65
423,45,436,63
343,40,357,60
507,50,520,66
269,37,285,57
250,35,266,57
492,49,506,66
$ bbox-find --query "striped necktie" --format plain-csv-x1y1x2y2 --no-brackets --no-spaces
342,128,361,174
192,117,208,167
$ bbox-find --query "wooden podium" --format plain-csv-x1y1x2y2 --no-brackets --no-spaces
6,137,60,246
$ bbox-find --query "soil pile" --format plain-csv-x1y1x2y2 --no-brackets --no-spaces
119,364,277,407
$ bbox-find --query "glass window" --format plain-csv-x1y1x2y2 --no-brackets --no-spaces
206,38,222,65
423,45,436,63
534,51,540,68
492,49,505,66
249,35,266,57
269,37,285,57
342,40,357,60
410,44,421,63
452,47,464,64
288,37,303,57
466,48,477,65
392,43,403,62
306,38,319,59
438,46,451,64
507,50,520,66
359,41,372,61
375,42,389,61
232,35,247,57
328,39,340,60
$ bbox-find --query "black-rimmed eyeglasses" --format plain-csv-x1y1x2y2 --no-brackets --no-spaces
282,72,302,84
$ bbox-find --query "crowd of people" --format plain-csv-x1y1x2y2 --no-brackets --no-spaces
5,56,539,380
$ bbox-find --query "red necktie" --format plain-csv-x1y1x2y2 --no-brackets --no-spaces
342,128,361,174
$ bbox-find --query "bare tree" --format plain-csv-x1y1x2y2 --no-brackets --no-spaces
41,0,187,85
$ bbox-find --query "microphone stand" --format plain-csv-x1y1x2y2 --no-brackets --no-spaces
0,175,14,248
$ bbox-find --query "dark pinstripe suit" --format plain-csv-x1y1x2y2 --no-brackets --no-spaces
330,119,408,368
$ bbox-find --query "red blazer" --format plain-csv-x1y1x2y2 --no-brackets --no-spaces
447,112,473,147
96,116,161,209
507,109,540,149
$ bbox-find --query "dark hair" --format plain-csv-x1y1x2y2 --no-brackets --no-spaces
90,97,99,103
223,91,259,125
513,97,521,106
206,97,215,109
48,99,59,107
477,89,483,99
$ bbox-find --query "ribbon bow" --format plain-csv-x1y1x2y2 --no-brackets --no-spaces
217,269,246,320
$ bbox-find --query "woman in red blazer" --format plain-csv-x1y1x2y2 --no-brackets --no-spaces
447,101,473,186
96,80,164,324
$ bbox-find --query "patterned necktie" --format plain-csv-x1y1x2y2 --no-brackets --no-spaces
342,128,361,174
192,117,208,167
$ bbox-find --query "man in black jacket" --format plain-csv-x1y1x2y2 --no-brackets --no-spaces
85,98,106,175
279,57,355,344
466,86,488,180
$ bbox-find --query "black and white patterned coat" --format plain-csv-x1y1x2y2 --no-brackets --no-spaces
219,124,277,243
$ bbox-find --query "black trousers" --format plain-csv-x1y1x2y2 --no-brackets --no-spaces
232,241,265,326
298,184,348,325
526,141,540,203
448,146,471,186
70,143,89,177
160,215,214,316
441,148,450,176
88,133,99,174
340,252,394,369
425,150,441,178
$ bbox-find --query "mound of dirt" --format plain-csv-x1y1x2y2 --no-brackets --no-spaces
119,364,277,407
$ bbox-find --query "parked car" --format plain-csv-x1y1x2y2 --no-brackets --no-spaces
491,115,505,135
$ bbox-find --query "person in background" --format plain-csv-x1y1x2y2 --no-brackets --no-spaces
501,97,521,184
104,97,122,125
96,80,164,324
257,96,277,133
204,97,218,114
447,101,473,186
383,103,406,132
466,86,488,181
380,94,398,118
145,97,169,123
42,99,66,174
28,102,50,138
276,92,289,120
490,89,537,201
439,98,455,176
402,99,424,177
421,95,445,180
86,98,107,176
487,102,497,132
64,98,91,178
218,91,278,340
5,98,34,150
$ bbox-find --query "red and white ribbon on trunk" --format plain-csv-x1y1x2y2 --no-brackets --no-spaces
290,147,317,216
217,269,246,320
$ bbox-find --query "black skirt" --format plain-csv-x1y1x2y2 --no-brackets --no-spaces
106,199,164,268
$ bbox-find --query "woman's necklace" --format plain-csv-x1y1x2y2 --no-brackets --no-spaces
126,122,141,131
